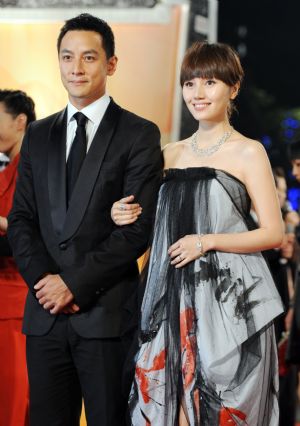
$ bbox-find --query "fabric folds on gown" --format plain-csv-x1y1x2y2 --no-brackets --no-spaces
129,167,283,426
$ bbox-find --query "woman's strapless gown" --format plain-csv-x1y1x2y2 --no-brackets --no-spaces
129,168,283,426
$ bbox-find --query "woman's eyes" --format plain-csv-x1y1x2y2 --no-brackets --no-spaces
184,79,216,87
205,79,216,86
184,81,194,87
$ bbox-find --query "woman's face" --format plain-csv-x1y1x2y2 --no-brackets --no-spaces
0,102,21,158
276,176,287,208
182,77,237,123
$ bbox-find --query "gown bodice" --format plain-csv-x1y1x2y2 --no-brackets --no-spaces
141,167,283,350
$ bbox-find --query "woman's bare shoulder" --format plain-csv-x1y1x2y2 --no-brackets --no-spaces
163,139,189,168
230,132,266,159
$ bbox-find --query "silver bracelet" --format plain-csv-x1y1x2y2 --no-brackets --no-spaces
196,234,205,256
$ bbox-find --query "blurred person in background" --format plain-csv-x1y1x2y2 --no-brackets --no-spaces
287,141,300,363
286,141,300,413
271,167,298,426
271,167,298,336
0,89,36,426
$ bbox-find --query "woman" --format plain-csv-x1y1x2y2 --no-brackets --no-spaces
0,89,35,426
112,43,283,425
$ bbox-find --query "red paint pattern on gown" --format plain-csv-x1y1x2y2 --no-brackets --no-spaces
136,348,166,404
219,407,247,425
180,308,197,389
193,387,201,422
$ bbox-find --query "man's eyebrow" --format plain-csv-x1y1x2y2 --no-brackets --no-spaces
60,49,99,55
60,49,73,54
82,49,99,55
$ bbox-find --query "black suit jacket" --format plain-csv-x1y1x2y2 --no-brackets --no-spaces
8,99,163,337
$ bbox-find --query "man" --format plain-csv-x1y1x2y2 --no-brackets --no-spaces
0,89,36,426
8,14,162,426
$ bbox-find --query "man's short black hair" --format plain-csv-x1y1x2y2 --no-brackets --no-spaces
0,90,36,127
288,140,300,161
57,13,115,59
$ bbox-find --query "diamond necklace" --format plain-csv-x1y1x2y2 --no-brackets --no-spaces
190,127,233,157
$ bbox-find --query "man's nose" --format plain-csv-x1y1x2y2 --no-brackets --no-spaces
72,59,84,74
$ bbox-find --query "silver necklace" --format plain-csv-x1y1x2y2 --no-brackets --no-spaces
190,127,233,157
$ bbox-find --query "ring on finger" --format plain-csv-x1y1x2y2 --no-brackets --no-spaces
119,203,126,211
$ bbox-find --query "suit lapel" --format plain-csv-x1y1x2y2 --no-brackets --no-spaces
48,109,67,235
60,100,122,242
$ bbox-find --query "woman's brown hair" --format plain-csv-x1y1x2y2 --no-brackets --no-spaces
180,41,244,87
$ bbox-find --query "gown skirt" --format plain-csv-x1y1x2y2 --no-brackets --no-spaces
129,168,283,426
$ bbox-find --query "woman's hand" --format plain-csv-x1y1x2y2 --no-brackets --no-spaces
0,216,8,232
111,195,142,226
168,234,207,268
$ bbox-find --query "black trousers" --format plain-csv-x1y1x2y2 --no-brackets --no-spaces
26,315,130,426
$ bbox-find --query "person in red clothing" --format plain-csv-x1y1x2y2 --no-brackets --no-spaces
0,90,35,426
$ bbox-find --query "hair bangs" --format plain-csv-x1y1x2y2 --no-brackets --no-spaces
180,42,244,87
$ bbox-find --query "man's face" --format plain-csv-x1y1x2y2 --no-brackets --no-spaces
292,159,300,182
0,102,20,157
59,30,117,109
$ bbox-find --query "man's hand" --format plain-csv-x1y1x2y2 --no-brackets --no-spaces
62,303,80,314
34,274,79,315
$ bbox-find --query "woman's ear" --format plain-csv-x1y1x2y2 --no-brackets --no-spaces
230,83,240,100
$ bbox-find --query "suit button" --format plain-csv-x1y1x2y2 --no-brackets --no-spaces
95,290,100,295
59,243,67,250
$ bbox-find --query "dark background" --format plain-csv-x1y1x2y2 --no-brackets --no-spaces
218,0,300,174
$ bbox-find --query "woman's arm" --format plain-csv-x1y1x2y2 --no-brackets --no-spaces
205,140,283,253
0,216,8,232
169,140,284,268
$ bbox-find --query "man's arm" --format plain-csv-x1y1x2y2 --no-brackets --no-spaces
7,124,60,294
60,121,163,309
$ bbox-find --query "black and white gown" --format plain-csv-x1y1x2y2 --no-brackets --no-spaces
129,167,283,426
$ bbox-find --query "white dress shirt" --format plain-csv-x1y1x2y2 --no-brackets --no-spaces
66,94,111,160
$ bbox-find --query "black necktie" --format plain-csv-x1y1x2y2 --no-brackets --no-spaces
67,112,88,205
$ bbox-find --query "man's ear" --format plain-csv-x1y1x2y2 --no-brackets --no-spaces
16,113,27,131
107,56,118,76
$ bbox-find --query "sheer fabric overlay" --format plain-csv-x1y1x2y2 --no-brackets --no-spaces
129,167,283,426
